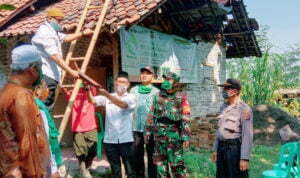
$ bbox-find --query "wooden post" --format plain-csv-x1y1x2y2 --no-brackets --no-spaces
112,35,119,79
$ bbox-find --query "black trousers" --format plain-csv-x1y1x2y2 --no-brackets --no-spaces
216,139,249,178
132,132,157,178
104,142,136,178
43,76,58,112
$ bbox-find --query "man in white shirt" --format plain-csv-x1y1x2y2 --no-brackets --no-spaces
92,72,136,178
32,8,93,110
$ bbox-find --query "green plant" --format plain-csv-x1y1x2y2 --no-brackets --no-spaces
282,45,300,87
280,99,300,117
227,26,300,107
227,50,285,106
0,4,16,10
0,4,16,46
0,38,8,46
184,145,280,178
184,149,216,178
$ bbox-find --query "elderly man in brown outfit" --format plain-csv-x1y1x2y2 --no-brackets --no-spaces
0,44,50,178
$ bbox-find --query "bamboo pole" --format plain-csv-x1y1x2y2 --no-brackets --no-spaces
58,0,111,142
53,0,93,108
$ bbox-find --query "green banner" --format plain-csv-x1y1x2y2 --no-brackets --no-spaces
120,26,200,83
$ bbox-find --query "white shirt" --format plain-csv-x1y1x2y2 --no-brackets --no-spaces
94,93,136,144
32,22,66,82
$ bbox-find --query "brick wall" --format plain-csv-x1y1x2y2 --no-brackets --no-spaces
0,59,7,88
186,41,226,118
0,35,33,87
190,115,219,148
185,41,226,148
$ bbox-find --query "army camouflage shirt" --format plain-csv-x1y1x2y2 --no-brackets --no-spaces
145,91,191,141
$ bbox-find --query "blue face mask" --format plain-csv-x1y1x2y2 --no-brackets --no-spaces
222,91,229,99
49,21,62,32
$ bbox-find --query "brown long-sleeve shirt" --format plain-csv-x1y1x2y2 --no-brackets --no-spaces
0,83,50,177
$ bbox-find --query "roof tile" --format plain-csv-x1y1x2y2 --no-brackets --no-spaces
127,10,138,17
127,14,141,24
0,0,165,37
136,4,146,11
0,0,37,27
147,2,158,9
139,9,149,16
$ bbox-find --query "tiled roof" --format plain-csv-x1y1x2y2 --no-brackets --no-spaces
0,0,37,28
0,0,165,37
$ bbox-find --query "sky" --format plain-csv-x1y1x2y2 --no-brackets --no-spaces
244,0,300,53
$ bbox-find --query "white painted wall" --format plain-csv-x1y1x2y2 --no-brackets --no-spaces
186,41,226,118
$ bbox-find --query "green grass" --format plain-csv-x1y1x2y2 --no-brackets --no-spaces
185,144,280,178
73,144,280,177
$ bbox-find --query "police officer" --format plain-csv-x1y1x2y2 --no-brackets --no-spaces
211,78,253,178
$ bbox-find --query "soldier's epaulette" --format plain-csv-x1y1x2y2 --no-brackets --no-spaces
176,91,186,98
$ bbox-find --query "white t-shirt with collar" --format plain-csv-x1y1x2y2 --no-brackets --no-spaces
94,92,136,144
32,21,66,82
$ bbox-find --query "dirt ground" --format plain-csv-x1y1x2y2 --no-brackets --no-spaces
61,147,150,178
60,148,111,177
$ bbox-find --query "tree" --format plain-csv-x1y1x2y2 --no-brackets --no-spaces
282,44,300,87
226,26,300,106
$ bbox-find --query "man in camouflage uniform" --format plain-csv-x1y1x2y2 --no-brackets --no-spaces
145,72,191,178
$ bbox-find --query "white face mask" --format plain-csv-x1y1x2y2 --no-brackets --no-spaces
115,84,128,94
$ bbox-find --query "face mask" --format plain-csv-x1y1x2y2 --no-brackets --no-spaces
49,21,62,32
32,66,44,87
161,80,173,90
138,85,152,94
115,84,128,94
80,83,84,88
222,91,229,99
222,90,236,99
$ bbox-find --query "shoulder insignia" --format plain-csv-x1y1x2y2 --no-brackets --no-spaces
181,94,191,114
242,108,251,120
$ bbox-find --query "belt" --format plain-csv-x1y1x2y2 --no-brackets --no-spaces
156,117,181,125
219,138,240,146
154,136,168,141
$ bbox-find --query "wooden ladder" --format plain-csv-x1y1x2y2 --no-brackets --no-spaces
53,0,111,142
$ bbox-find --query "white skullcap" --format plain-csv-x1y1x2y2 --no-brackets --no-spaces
11,44,41,67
